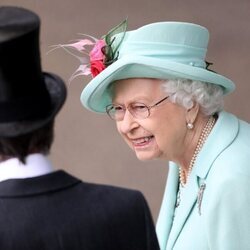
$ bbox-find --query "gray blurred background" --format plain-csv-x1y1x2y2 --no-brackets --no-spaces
1,0,250,221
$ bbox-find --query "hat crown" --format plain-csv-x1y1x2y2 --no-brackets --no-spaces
113,22,209,68
123,22,209,47
0,6,51,124
0,6,39,42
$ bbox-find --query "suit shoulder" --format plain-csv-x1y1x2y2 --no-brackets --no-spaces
71,181,152,222
78,181,146,202
87,181,144,196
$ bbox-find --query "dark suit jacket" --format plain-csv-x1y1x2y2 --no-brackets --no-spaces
0,170,159,250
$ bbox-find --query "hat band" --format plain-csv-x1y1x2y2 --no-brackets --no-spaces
118,42,207,68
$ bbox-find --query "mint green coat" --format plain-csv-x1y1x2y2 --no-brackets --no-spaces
156,111,250,250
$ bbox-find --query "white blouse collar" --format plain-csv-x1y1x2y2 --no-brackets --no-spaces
0,153,53,182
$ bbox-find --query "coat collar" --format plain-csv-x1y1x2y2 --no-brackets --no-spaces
194,111,239,179
0,170,81,198
156,111,239,250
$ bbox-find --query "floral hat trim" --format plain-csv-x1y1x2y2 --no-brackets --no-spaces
48,19,127,81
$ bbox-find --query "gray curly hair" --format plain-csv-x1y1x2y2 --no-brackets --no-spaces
162,79,224,116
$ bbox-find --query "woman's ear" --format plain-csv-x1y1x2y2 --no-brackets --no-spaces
186,101,200,126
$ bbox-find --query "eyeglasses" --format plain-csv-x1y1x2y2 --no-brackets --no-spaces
106,96,170,121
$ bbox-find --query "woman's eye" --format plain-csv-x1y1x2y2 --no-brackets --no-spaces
132,104,147,111
114,106,123,111
112,106,124,113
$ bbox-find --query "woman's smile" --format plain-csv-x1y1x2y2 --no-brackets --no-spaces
131,135,155,149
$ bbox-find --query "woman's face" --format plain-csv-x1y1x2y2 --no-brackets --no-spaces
112,78,189,162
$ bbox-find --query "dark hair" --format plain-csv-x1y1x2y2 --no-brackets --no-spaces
0,120,54,164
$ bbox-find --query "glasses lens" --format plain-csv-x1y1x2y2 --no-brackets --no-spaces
129,103,149,119
106,104,124,121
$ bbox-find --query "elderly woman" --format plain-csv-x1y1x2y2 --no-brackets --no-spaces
64,21,250,249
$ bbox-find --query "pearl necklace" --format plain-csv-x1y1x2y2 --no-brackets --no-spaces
179,116,216,187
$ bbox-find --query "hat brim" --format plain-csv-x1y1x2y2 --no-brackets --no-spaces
0,73,67,137
81,55,235,113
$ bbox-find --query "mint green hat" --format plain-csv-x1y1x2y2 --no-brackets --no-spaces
81,21,235,113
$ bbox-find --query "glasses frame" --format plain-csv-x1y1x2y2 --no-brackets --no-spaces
106,95,170,121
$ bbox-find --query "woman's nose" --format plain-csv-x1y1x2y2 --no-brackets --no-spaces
118,109,139,134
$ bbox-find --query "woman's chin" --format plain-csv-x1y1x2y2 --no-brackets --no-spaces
134,151,160,161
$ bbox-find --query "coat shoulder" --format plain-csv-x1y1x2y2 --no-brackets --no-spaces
78,181,147,209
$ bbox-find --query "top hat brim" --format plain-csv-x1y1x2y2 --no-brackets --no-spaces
81,55,235,113
0,72,66,137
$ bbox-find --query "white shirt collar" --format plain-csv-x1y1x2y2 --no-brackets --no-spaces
0,153,54,182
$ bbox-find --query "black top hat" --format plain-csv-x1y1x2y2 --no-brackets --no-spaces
0,6,66,137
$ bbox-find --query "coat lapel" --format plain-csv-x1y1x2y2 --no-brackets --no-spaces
166,170,199,249
156,163,179,250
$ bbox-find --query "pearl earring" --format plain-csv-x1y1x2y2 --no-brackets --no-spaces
187,122,194,130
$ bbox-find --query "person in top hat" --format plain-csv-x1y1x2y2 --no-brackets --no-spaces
62,19,250,249
0,7,160,250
